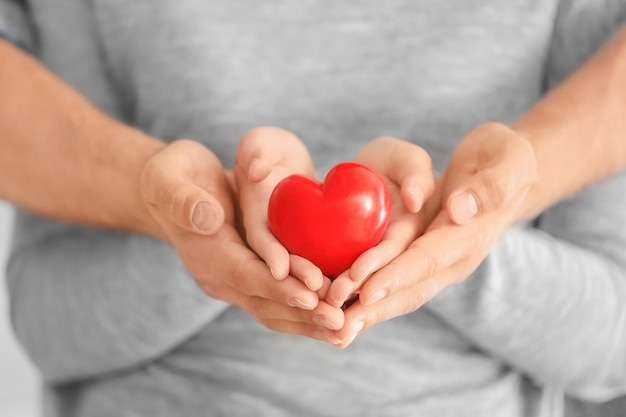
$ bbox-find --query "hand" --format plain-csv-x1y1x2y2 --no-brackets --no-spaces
326,136,434,307
139,139,341,342
233,127,317,281
334,123,537,347
233,127,345,332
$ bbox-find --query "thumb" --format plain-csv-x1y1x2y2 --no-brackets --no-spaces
173,185,225,235
446,165,531,225
146,180,226,236
236,127,314,182
140,140,227,236
445,125,537,225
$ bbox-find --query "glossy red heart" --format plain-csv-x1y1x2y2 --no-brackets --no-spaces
268,162,391,278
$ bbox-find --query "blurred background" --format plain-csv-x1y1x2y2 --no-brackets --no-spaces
0,202,38,417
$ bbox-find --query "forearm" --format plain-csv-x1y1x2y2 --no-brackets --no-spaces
0,39,165,237
511,24,626,221
427,172,626,401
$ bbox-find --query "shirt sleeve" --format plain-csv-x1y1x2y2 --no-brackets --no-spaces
426,0,626,402
544,0,626,89
0,0,34,50
426,168,626,402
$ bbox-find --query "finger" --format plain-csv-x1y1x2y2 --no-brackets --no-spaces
244,296,343,329
246,224,291,280
317,276,332,300
208,267,341,341
327,234,414,307
400,171,434,213
326,270,360,308
348,209,422,281
236,296,343,342
356,226,470,306
215,247,320,310
262,319,343,344
290,254,324,291
357,137,434,212
446,126,537,224
236,127,315,182
334,274,459,348
171,185,225,235
141,141,227,235
311,301,345,330
327,207,424,308
236,164,291,279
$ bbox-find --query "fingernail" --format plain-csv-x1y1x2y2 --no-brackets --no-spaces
450,191,479,224
344,333,358,347
313,328,342,344
312,314,334,329
356,264,376,282
248,157,267,181
269,266,286,281
304,277,315,291
346,321,365,341
191,201,219,233
364,289,387,306
404,186,423,213
288,297,315,310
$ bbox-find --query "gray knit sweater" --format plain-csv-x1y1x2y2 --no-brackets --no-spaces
2,1,626,416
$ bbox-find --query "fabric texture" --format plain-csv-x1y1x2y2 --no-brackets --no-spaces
0,0,33,49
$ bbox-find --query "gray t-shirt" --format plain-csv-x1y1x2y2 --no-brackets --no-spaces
2,1,626,416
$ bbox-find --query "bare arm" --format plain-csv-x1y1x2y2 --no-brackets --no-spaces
0,39,169,236
438,24,626,228
1,41,338,382
511,24,626,219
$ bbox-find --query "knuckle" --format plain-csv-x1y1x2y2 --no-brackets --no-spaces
404,291,426,313
371,310,384,326
250,296,269,318
165,187,189,220
231,260,253,295
476,171,509,210
383,262,413,293
198,279,225,301
365,306,385,326
422,254,443,278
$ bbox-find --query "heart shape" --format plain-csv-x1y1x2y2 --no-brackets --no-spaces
268,162,391,278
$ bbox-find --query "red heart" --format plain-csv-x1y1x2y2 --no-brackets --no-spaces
268,162,391,278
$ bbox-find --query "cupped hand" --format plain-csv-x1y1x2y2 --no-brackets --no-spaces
233,128,344,332
334,123,537,347
326,136,435,309
233,127,317,282
139,139,341,343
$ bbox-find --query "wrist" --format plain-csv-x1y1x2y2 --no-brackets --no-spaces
98,121,168,240
503,124,543,222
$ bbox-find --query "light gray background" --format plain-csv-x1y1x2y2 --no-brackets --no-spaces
0,202,38,417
